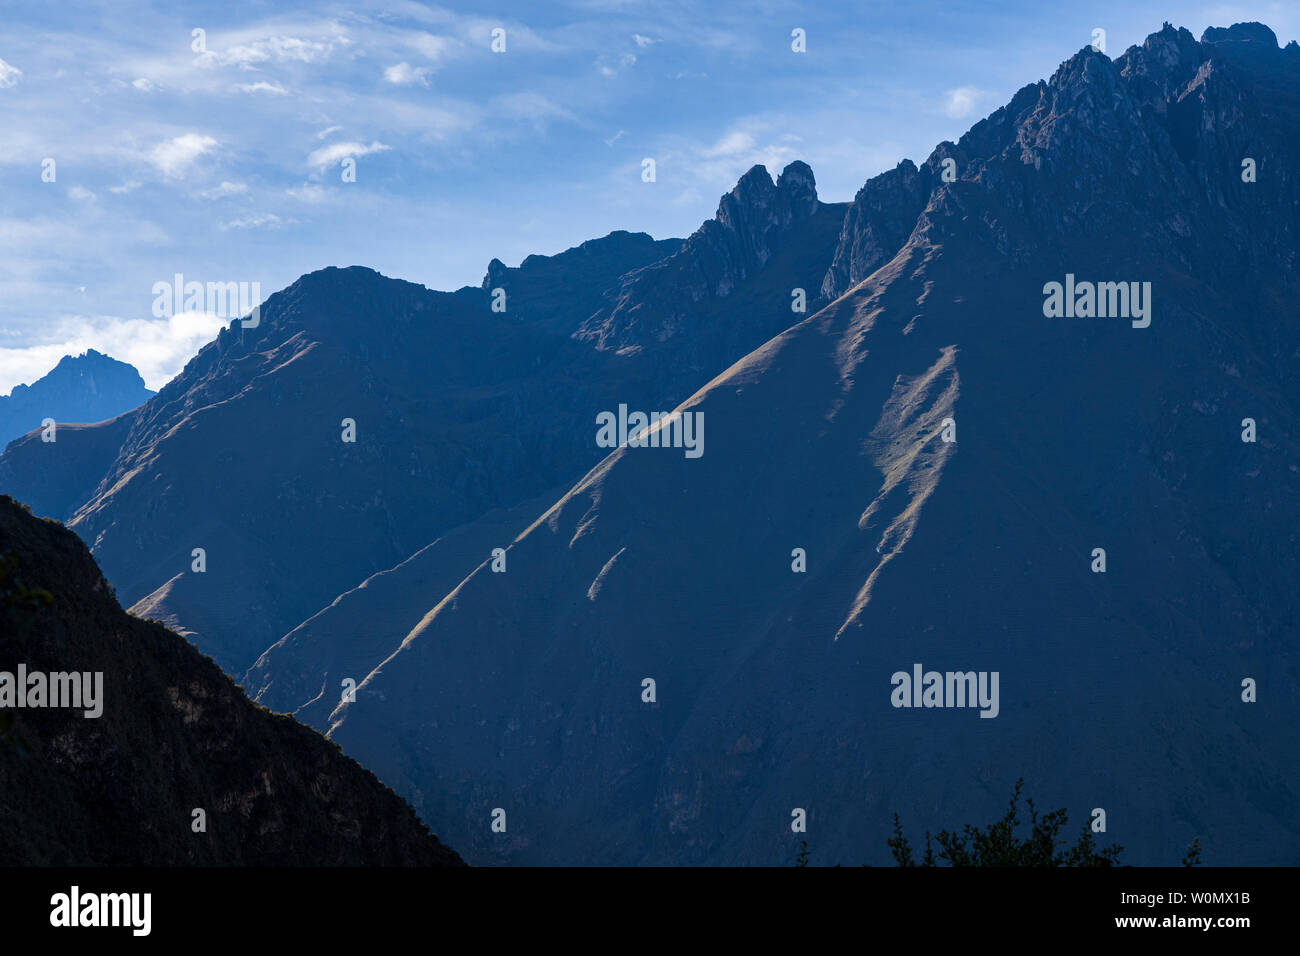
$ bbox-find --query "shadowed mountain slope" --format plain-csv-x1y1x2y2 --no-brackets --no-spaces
0,495,463,866
317,23,1300,866
247,169,849,715
0,166,846,680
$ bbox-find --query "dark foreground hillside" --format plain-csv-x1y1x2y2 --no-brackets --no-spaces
0,494,463,866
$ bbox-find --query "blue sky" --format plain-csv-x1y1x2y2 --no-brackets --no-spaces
1,0,1296,392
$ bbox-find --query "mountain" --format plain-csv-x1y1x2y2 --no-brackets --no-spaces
0,167,846,679
0,494,463,865
244,164,849,716
0,350,153,449
3,19,1296,869
308,22,1300,865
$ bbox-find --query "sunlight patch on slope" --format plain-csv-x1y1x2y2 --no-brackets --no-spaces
835,345,959,640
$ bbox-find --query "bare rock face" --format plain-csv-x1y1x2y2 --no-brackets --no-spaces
821,159,933,300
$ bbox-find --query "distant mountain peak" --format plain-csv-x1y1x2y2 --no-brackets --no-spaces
0,351,153,450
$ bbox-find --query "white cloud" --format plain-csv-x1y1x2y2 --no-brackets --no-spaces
287,183,328,202
596,52,636,77
109,181,142,194
0,58,21,88
661,119,805,194
131,77,157,92
200,33,347,69
148,133,219,177
633,34,654,48
0,311,230,393
199,181,247,199
943,86,980,119
704,130,756,158
384,62,431,86
406,32,457,61
315,125,343,140
68,186,96,201
307,140,390,169
220,213,286,230
234,80,288,95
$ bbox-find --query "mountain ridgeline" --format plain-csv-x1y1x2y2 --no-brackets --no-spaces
1,22,1297,866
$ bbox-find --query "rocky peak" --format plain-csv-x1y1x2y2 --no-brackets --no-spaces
1202,22,1279,48
821,158,932,300
715,161,821,272
576,160,829,349
0,351,154,449
777,159,818,213
1116,23,1205,113
481,257,510,291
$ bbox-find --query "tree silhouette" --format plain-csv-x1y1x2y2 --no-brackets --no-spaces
888,779,1123,866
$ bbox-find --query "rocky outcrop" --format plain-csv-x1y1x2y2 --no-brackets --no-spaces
578,161,838,348
820,159,934,300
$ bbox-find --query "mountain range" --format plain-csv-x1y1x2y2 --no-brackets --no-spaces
0,349,153,450
1,21,1296,866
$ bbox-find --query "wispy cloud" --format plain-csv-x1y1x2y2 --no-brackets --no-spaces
384,62,431,86
0,58,20,88
148,133,218,177
234,80,289,95
307,140,391,169
943,86,982,119
404,32,459,61
198,31,349,68
221,213,291,230
595,52,636,77
493,92,576,128
199,181,248,199
287,183,328,203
